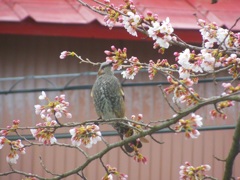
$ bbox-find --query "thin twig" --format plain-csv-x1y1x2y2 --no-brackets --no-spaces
77,0,107,15
77,171,87,180
100,136,109,146
149,134,164,144
158,85,179,113
213,155,226,162
39,156,61,176
99,157,109,174
120,146,134,157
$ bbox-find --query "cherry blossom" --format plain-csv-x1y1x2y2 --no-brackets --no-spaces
30,120,57,145
39,91,46,100
5,139,26,164
177,49,192,70
147,21,161,40
159,17,174,34
147,17,174,49
121,67,139,79
0,136,6,149
155,36,170,49
69,124,102,148
121,11,141,37
175,113,203,139
178,67,191,79
200,49,217,72
104,15,116,30
6,152,19,164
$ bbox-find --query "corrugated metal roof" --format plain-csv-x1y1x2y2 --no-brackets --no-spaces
0,0,239,30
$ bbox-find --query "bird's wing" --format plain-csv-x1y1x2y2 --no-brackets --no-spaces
90,88,93,97
120,87,125,101
112,80,125,118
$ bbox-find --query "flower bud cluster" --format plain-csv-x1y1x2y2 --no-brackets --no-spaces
164,76,199,105
0,120,26,164
121,56,141,79
221,54,240,78
105,45,127,70
102,164,128,180
179,161,211,180
133,150,147,164
0,119,20,136
96,0,141,35
209,100,234,120
148,59,175,80
209,82,238,120
124,114,144,140
124,114,147,164
34,91,72,122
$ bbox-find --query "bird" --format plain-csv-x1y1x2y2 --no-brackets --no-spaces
91,61,142,153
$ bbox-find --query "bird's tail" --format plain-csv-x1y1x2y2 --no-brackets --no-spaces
113,122,143,153
123,138,142,153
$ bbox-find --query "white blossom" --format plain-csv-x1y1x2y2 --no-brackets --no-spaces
178,49,192,69
6,153,19,164
121,70,136,79
178,67,190,79
122,12,140,37
155,36,170,49
200,49,215,72
159,17,174,34
189,129,200,139
39,91,46,100
0,137,5,149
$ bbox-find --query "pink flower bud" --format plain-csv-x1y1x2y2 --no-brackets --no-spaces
104,50,112,55
111,45,116,51
131,115,136,120
138,114,143,120
146,11,152,16
104,0,110,4
173,52,179,56
13,119,20,125
222,82,231,88
66,113,72,119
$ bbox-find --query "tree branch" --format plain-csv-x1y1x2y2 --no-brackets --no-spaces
223,114,240,180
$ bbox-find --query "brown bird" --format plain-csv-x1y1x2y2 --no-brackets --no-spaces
91,61,142,153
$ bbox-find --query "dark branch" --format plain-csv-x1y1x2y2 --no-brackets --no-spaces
223,115,240,180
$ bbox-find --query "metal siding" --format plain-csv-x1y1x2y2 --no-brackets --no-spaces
0,35,240,179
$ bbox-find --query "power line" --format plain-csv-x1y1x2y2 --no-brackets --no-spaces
6,125,236,141
0,71,236,95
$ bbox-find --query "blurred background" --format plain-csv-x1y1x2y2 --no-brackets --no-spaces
0,0,240,179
